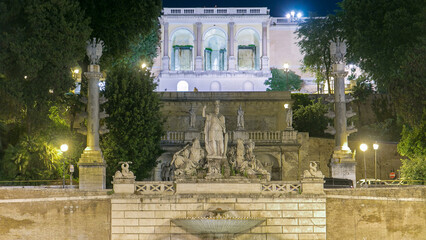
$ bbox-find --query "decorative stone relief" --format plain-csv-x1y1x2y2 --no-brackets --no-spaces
303,161,324,178
113,162,135,183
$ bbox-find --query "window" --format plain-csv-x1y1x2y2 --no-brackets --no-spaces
236,29,260,70
203,28,227,71
171,29,194,71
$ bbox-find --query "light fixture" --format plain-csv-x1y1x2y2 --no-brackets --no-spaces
284,103,289,109
297,12,302,18
286,13,291,19
373,143,379,150
60,144,69,152
141,63,147,69
73,69,79,74
291,11,295,17
283,63,289,71
360,143,368,152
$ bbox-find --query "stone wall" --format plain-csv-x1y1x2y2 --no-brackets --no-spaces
307,137,402,181
0,188,111,240
111,193,326,240
326,186,426,240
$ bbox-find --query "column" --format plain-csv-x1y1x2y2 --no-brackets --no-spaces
261,21,269,71
228,22,236,71
195,22,203,71
162,22,170,70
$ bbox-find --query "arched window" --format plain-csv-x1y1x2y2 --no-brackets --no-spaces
243,81,254,91
210,81,221,91
171,29,194,71
177,81,189,91
203,28,227,71
236,28,260,70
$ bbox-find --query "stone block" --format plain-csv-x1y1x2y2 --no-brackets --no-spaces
155,210,186,218
111,227,124,234
314,226,326,233
140,234,171,240
299,218,326,226
172,203,203,211
125,211,154,219
266,203,298,210
313,211,326,218
265,234,298,240
282,211,313,218
298,233,326,239
124,226,155,234
204,203,235,211
176,198,202,203
112,204,139,211
235,203,265,210
282,226,314,233
236,234,267,240
251,226,282,233
267,218,298,226
139,219,170,226
251,210,282,218
207,197,237,203
141,203,171,211
112,198,140,204
112,211,125,218
154,226,171,233
185,210,206,218
298,203,325,210
112,234,139,240
112,219,138,226
114,183,135,194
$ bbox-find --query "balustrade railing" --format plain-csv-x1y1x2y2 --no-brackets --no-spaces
161,132,185,144
248,131,282,143
261,181,301,194
135,181,175,194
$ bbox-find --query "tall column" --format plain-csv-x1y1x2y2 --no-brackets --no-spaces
195,22,203,71
162,22,170,71
228,22,236,71
327,40,358,187
261,21,269,71
79,38,106,190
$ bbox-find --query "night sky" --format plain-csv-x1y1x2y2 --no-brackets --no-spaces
162,0,342,17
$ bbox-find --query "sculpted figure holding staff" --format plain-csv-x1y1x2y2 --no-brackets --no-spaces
202,100,228,157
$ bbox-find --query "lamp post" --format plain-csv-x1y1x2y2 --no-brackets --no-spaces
60,144,68,188
360,143,368,188
69,164,74,187
373,142,379,181
283,63,289,90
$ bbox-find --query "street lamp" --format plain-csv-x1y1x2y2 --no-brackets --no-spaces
141,63,147,69
373,142,379,181
283,63,289,90
360,143,368,188
60,144,68,188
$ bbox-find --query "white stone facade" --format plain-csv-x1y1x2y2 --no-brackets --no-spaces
153,7,316,92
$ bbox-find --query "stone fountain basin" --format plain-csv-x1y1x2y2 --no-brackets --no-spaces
172,217,265,234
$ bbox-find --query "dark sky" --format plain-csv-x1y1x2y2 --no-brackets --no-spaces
162,0,342,17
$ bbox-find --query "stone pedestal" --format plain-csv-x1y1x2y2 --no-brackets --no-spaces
112,162,136,194
79,148,106,190
232,130,249,142
195,56,203,71
261,56,269,71
301,178,325,195
330,151,356,188
228,56,236,71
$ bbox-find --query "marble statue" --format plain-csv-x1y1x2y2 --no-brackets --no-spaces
189,105,197,129
303,161,324,178
329,38,346,63
171,138,205,178
202,101,227,157
86,38,104,65
286,107,293,129
113,162,135,183
237,105,245,130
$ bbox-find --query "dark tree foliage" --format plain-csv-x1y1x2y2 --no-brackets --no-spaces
102,65,164,182
341,0,426,180
79,0,162,68
296,15,342,94
264,68,303,91
0,0,91,133
293,99,330,138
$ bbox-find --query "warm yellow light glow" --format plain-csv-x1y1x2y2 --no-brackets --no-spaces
284,103,289,109
342,143,350,151
73,69,79,74
360,143,368,152
283,63,289,70
60,144,68,152
141,63,147,69
373,143,379,150
24,76,27,79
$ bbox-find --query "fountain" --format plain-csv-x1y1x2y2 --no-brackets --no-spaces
172,208,265,239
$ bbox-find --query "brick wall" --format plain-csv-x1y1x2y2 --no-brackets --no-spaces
111,195,326,240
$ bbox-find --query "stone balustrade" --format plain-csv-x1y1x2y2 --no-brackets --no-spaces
161,130,298,144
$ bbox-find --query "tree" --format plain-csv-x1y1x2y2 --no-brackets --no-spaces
341,0,426,180
102,65,164,182
293,99,330,138
296,15,342,94
264,68,303,91
0,0,91,134
78,0,162,68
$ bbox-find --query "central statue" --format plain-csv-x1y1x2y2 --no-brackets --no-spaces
202,100,228,158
